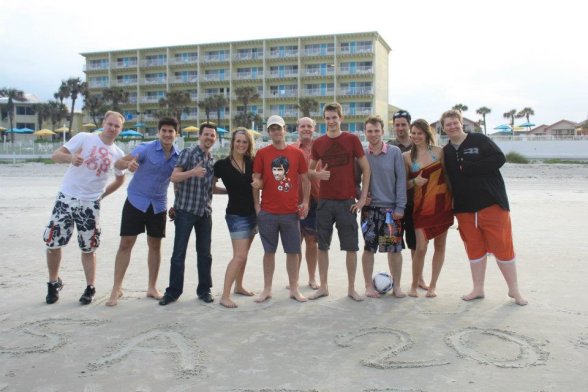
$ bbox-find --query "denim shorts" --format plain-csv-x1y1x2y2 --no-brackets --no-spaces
225,214,258,240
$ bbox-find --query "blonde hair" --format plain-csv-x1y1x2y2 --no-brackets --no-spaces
103,110,125,124
440,109,463,127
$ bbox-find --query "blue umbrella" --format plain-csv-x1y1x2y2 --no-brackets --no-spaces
134,122,146,128
216,127,228,134
494,124,512,131
120,130,143,137
6,127,34,134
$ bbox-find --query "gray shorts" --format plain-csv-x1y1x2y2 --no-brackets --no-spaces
316,199,359,251
43,192,101,253
257,210,301,254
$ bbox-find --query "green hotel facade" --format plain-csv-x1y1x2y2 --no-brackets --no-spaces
81,31,390,133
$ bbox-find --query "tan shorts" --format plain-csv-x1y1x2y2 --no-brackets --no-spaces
455,204,515,263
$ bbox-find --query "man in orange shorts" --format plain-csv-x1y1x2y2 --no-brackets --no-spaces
441,109,527,306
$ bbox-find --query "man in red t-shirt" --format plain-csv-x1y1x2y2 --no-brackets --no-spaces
309,103,371,301
253,115,310,303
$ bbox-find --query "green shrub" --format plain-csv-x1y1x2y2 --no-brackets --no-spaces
505,152,529,164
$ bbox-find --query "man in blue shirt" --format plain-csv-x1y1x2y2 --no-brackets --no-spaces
159,122,218,305
106,117,180,306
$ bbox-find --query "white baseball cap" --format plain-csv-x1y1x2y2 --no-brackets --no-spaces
266,115,286,129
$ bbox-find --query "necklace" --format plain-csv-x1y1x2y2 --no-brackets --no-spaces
230,155,245,174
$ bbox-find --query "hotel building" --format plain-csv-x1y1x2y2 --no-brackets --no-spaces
81,31,390,133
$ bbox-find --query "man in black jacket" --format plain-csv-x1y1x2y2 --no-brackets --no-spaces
441,109,527,306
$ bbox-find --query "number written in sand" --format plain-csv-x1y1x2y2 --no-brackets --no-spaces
335,327,450,369
445,327,549,368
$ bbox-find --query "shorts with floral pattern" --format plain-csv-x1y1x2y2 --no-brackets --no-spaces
43,192,101,252
361,206,404,253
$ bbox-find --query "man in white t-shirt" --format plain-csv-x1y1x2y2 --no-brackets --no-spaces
43,111,126,305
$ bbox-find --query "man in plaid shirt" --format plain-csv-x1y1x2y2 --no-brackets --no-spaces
159,123,218,305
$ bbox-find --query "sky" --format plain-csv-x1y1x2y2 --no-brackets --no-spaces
1,0,587,130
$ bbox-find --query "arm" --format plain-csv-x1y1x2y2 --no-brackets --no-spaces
394,152,407,219
299,172,311,218
100,174,125,200
252,173,262,214
212,177,227,195
115,153,139,172
353,155,371,213
461,137,506,175
309,159,330,181
52,146,84,166
170,163,206,183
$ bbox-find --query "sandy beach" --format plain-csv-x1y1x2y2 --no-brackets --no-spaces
0,162,587,391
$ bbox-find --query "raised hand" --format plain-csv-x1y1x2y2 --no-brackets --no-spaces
414,170,428,187
71,148,84,166
315,163,330,181
191,162,206,178
128,154,140,173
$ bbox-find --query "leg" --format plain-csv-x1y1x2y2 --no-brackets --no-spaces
255,252,275,303
287,253,307,302
426,231,448,298
81,251,96,287
195,215,213,298
309,249,329,300
47,248,62,282
146,236,163,299
346,251,363,301
497,261,528,306
462,256,487,301
221,238,252,308
304,235,319,289
106,235,137,306
165,210,194,300
409,229,428,297
362,250,380,298
388,252,406,298
233,237,254,296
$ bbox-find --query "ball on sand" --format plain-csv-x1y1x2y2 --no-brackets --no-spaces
373,272,394,294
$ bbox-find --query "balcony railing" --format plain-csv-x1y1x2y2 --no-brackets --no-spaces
85,63,109,71
268,50,298,59
142,59,167,67
88,80,109,88
268,70,299,78
140,96,163,104
170,76,198,84
143,78,167,85
266,90,298,98
234,72,264,80
114,79,138,87
304,88,334,97
112,61,138,69
233,52,264,61
171,57,198,65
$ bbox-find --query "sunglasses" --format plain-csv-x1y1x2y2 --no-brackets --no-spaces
393,111,411,121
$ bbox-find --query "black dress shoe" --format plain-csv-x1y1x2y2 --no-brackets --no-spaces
198,292,214,303
159,295,176,306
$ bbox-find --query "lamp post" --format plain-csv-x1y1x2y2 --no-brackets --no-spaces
329,64,337,101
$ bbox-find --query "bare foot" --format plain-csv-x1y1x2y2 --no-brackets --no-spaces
418,280,429,290
105,289,123,306
308,280,319,290
220,297,238,308
234,287,254,296
426,288,437,298
408,287,419,297
461,291,485,301
290,289,308,302
509,291,528,306
392,288,406,298
309,288,329,300
146,289,162,300
348,290,364,302
255,289,272,303
365,287,381,298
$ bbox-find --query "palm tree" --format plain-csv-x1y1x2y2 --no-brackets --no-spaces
81,84,106,126
47,100,69,130
503,109,517,132
516,107,535,123
54,81,70,105
452,103,468,113
65,78,85,132
297,97,319,117
198,97,215,124
102,87,129,112
0,87,26,142
211,94,228,128
159,91,192,134
34,103,52,130
476,106,491,135
234,87,260,127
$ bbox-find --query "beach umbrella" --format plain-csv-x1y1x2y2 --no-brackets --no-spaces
34,129,56,136
119,129,143,137
494,124,512,131
183,125,199,132
246,129,262,138
55,126,69,133
0,126,6,131
82,123,97,129
518,122,536,131
6,127,34,134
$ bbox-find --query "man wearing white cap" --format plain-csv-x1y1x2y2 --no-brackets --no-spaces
253,115,310,303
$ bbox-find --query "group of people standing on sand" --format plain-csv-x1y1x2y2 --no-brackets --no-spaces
41,104,527,309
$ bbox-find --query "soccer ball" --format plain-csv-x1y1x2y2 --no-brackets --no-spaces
372,272,394,294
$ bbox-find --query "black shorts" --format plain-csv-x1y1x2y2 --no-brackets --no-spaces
120,198,166,238
402,205,416,250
